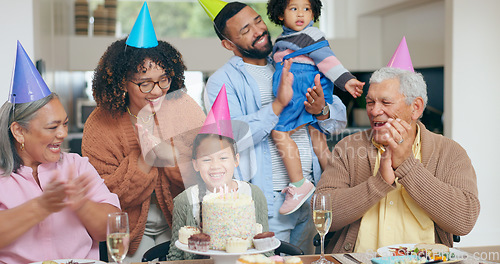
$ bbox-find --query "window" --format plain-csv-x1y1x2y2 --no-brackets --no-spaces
85,0,283,38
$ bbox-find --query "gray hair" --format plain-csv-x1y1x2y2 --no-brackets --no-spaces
0,93,57,176
369,67,428,109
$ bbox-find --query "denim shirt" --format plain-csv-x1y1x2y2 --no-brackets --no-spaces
204,56,347,215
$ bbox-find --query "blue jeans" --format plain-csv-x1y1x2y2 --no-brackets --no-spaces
268,191,316,254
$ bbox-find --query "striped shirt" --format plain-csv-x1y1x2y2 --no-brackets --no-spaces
244,62,313,191
273,22,355,91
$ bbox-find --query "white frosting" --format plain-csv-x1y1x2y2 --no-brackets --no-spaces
202,193,257,250
178,226,200,244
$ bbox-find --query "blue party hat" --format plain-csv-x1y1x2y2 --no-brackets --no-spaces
126,2,158,48
9,41,51,104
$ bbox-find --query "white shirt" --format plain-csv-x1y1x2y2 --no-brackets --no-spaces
244,62,313,191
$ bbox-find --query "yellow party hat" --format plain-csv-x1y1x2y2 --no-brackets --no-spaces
198,0,228,21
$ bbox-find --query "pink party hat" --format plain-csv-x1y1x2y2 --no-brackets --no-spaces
199,84,234,139
387,36,414,72
9,41,51,104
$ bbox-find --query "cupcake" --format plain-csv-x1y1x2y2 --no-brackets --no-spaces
253,231,275,250
188,233,211,252
226,237,250,253
179,226,200,244
284,256,303,264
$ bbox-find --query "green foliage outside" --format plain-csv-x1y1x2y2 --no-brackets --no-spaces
114,1,282,39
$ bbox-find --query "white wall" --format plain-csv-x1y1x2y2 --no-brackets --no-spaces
0,0,34,104
67,36,232,73
444,0,500,247
381,1,444,68
356,0,445,70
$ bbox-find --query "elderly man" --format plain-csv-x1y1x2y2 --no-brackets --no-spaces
316,39,480,254
199,0,347,253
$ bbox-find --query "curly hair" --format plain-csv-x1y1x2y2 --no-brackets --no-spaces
267,0,322,26
92,38,186,115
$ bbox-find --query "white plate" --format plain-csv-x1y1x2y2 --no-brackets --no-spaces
376,244,466,263
30,259,106,264
175,237,280,256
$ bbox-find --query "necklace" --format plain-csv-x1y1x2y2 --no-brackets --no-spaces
127,106,156,124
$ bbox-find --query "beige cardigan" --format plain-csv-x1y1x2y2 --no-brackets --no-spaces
316,122,480,253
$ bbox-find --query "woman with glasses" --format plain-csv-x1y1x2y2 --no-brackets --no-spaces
81,37,205,262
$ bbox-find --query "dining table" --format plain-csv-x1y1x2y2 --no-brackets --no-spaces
130,250,496,264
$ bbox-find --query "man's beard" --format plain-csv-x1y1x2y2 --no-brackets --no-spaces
236,31,273,59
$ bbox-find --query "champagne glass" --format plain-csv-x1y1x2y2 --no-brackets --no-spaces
312,193,333,264
107,212,130,264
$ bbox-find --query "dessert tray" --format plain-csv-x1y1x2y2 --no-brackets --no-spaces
176,238,280,264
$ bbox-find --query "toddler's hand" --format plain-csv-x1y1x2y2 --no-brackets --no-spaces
345,79,365,98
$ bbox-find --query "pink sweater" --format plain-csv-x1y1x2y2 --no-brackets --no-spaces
0,153,120,263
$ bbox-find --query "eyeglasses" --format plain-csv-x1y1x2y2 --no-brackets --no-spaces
130,77,172,94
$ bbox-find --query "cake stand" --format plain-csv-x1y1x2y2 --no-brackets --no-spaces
175,238,280,264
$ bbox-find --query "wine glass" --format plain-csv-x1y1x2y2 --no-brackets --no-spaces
312,193,333,264
107,212,130,264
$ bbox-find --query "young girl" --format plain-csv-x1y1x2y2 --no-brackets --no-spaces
267,0,364,215
167,133,270,260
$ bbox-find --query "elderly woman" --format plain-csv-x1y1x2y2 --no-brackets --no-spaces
82,32,205,262
0,42,120,264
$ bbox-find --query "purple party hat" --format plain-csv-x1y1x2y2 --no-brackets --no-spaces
9,41,51,104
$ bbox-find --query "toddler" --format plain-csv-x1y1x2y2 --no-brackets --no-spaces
267,0,364,215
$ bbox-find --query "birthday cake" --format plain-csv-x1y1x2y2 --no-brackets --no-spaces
202,192,259,250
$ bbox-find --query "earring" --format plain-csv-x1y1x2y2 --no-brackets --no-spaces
20,142,25,151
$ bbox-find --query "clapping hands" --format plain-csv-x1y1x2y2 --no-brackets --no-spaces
37,177,67,213
378,118,415,185
136,123,161,164
37,166,94,214
136,123,179,167
65,168,93,212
